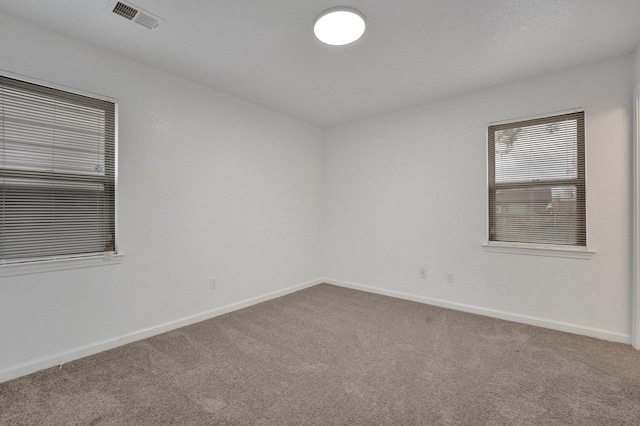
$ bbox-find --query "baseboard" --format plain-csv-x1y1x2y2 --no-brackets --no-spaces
0,277,323,384
324,278,631,345
3,276,629,383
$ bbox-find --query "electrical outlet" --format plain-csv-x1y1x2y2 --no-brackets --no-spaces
419,268,427,279
209,277,217,289
447,272,455,283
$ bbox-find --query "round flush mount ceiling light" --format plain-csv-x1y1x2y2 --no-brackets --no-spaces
313,7,366,46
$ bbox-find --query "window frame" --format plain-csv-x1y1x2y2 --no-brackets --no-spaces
484,109,593,259
0,70,122,275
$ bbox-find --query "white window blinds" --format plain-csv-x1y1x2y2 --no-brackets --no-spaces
488,111,585,246
0,75,116,262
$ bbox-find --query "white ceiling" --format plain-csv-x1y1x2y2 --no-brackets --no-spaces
1,0,640,127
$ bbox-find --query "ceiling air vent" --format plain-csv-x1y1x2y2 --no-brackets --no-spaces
111,1,164,30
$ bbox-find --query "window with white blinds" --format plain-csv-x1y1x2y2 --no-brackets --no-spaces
0,75,116,263
488,111,585,247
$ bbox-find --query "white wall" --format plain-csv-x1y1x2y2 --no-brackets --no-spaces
324,55,634,342
0,13,324,381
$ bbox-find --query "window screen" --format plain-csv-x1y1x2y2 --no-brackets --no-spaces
488,111,585,246
0,75,116,262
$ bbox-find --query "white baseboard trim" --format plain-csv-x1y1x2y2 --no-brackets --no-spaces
0,277,323,384
323,278,631,345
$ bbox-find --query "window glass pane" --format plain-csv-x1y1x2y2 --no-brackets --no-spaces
1,186,112,258
494,118,577,183
493,185,579,245
1,86,106,176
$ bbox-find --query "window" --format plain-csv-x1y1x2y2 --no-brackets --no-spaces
488,111,585,247
0,75,116,263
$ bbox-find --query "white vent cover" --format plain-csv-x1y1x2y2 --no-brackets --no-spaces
110,1,164,30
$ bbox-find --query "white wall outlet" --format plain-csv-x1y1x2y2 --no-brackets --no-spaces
209,277,217,289
447,272,455,283
420,268,427,279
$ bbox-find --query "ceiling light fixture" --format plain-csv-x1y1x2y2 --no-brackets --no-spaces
313,7,366,46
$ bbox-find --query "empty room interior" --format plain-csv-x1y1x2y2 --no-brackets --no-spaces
1,0,640,424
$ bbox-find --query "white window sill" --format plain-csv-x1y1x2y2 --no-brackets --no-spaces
0,253,124,278
482,242,594,259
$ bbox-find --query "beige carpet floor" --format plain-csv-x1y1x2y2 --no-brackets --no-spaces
1,283,640,425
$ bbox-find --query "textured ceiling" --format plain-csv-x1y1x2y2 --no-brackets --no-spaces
1,0,639,127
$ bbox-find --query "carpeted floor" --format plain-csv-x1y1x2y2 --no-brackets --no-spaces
1,283,640,425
